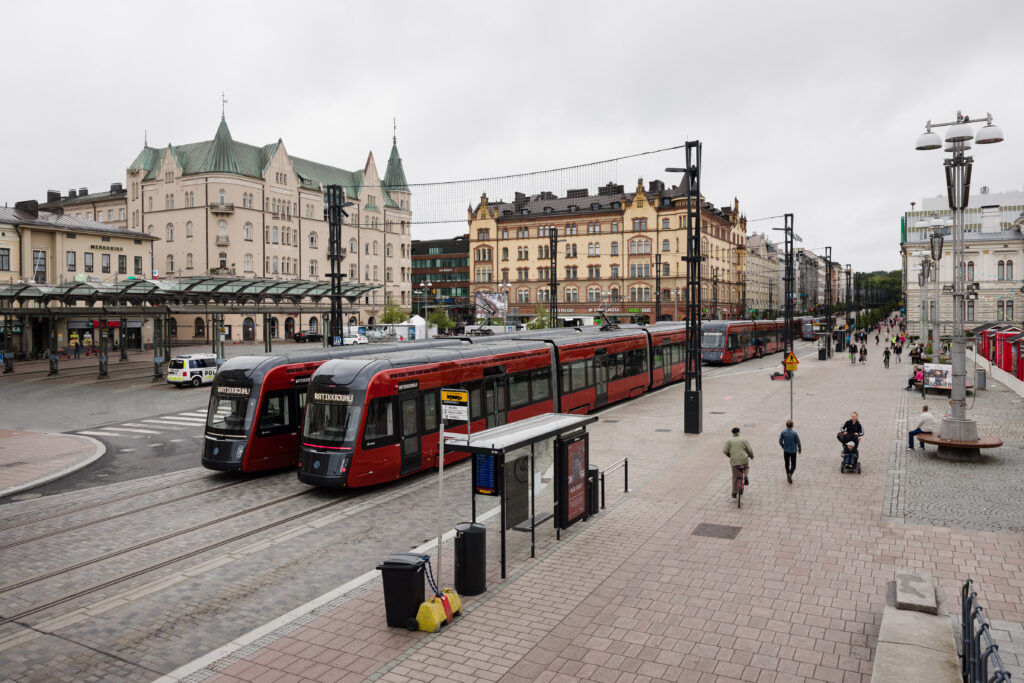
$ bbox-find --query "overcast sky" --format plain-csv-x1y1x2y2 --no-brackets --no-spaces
3,0,1022,272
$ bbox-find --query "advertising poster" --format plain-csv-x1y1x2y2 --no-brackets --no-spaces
923,363,952,390
556,432,589,529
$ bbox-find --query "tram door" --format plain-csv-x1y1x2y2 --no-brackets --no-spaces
482,374,507,428
594,351,609,407
398,390,421,475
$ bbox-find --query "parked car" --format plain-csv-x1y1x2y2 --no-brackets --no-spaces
342,334,368,345
294,330,323,343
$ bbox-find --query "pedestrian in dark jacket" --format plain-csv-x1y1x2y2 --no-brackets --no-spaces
778,420,802,484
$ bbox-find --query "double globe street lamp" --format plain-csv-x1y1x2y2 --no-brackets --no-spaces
914,111,1004,444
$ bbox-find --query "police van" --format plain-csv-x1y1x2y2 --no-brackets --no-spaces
167,353,219,387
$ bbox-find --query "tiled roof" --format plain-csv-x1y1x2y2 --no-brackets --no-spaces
0,207,158,240
39,188,126,209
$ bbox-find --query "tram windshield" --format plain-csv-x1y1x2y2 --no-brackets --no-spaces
701,331,725,349
303,399,360,446
207,394,249,435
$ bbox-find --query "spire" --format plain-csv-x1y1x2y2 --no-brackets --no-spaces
206,116,238,173
383,128,409,193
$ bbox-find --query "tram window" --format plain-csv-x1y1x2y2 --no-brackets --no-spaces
531,368,551,402
297,391,307,414
423,390,438,432
561,364,572,393
627,348,646,375
653,346,664,368
470,386,483,421
258,391,291,431
364,398,395,440
509,372,530,409
571,361,587,391
401,397,418,436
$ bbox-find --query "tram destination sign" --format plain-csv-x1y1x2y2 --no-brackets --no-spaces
313,391,352,403
441,388,469,421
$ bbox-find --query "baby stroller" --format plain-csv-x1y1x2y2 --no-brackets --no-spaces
839,434,862,473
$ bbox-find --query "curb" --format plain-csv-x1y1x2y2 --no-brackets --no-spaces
0,433,106,499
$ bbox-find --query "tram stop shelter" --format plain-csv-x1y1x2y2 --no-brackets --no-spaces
446,413,598,579
0,276,380,375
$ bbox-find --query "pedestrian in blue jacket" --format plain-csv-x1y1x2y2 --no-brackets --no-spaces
778,420,802,484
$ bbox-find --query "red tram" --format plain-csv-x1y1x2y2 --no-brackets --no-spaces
201,340,468,472
297,324,689,488
700,319,800,364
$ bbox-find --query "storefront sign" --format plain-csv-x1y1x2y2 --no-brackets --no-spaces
556,431,589,529
90,244,124,251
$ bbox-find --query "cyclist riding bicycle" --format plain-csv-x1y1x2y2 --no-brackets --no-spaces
723,427,754,499
836,411,864,454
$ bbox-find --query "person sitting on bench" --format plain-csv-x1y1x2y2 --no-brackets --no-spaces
905,366,923,391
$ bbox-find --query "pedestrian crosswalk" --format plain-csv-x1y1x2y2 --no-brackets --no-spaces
78,410,208,440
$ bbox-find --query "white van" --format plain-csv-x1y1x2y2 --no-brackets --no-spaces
167,353,219,387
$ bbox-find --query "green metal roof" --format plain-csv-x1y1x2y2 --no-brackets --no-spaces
0,276,381,307
127,119,364,200
383,138,409,192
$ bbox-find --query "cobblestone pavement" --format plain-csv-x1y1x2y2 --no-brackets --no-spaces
164,343,1024,683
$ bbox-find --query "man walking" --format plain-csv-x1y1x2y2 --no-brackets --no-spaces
778,419,801,484
908,404,937,450
722,427,754,498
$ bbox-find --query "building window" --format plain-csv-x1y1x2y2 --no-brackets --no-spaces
967,261,974,281
84,252,94,273
244,253,253,272
244,223,253,241
148,197,153,211
997,300,1005,321
478,229,490,240
998,260,1005,280
166,224,174,242
663,263,671,276
166,255,174,274
611,264,619,278
119,208,125,220
662,239,670,252
349,239,357,254
118,255,127,274
186,253,194,270
308,232,317,248
272,257,279,274
219,190,226,205
101,253,110,273
134,256,143,275
349,264,357,279
273,226,279,243
373,241,379,256
1008,300,1015,321
610,287,620,301
1008,260,1015,280
364,265,370,280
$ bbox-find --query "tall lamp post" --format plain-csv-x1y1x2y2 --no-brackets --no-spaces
325,185,353,345
918,257,932,348
915,110,1004,444
845,265,852,332
823,246,833,357
548,228,566,328
667,139,703,434
771,214,801,357
929,226,944,360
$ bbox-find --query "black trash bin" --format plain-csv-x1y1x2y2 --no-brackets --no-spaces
376,553,427,629
818,348,827,360
587,464,600,516
454,523,486,596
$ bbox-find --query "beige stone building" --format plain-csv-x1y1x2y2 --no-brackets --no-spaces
39,116,412,340
743,233,780,318
0,200,158,354
468,180,746,324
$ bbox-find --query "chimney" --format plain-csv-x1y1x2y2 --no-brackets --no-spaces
79,187,88,196
68,189,77,198
110,182,123,193
514,191,527,210
15,200,39,217
648,180,665,194
597,182,624,197
46,190,61,203
566,189,588,199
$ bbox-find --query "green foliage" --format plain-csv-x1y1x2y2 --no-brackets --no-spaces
427,307,455,332
526,304,551,330
381,301,408,325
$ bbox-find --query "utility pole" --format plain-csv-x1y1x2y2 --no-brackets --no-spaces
824,246,833,357
548,227,560,328
325,185,353,344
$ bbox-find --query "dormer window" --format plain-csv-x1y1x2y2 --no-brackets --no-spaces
521,209,529,215
503,210,512,216
544,207,553,214
568,205,578,212
611,201,621,209
591,203,600,210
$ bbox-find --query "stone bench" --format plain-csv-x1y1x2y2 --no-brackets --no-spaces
872,571,960,683
917,432,1003,461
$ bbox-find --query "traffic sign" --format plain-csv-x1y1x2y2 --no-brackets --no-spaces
441,388,469,421
784,351,799,372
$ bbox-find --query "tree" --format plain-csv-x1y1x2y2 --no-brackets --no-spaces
428,307,455,333
381,301,408,325
526,304,551,329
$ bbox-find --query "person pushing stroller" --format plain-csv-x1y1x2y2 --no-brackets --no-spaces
837,411,864,471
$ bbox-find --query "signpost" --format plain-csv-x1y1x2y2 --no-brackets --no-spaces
784,351,799,420
438,388,470,592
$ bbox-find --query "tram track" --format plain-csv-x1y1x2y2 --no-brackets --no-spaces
0,470,215,530
0,478,250,550
0,464,452,629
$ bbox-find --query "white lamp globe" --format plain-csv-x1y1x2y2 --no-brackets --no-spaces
915,130,942,150
975,123,1004,145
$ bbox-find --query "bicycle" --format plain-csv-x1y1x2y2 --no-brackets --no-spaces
883,354,890,369
733,465,747,507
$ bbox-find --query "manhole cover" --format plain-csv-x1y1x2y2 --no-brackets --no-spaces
710,411,725,415
692,523,741,539
655,428,671,433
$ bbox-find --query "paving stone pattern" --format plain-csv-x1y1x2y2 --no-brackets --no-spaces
179,345,1024,683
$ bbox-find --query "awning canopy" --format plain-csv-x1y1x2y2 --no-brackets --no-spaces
0,276,381,307
444,413,598,456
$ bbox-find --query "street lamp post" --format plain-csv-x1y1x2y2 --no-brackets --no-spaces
711,267,719,320
824,246,833,357
915,110,1004,445
667,139,703,434
548,228,566,328
771,214,801,357
918,257,932,348
930,227,944,360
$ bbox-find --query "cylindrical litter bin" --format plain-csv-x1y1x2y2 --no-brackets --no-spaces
376,553,427,628
587,464,600,516
976,368,986,390
454,523,486,596
818,348,827,360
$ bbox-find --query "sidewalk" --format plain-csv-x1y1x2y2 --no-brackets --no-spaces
0,430,104,499
158,347,1024,683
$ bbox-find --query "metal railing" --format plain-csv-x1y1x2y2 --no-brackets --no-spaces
962,579,1012,682
599,456,629,509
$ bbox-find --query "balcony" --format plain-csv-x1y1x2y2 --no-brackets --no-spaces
215,234,230,246
209,203,235,215
209,267,236,276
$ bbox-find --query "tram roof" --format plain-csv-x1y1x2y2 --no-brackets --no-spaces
0,276,381,306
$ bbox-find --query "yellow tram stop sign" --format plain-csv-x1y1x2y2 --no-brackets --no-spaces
441,389,470,421
784,351,799,372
